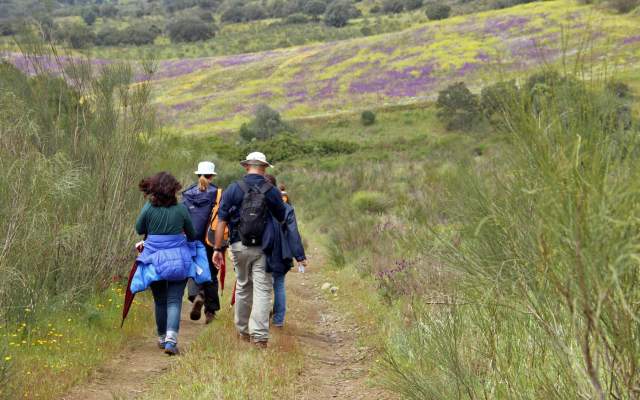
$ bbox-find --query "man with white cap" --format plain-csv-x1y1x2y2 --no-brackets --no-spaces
213,152,287,348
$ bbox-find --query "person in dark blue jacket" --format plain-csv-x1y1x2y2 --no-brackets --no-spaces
182,161,221,324
264,174,307,327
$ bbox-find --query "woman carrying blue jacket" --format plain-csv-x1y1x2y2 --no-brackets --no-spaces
263,175,307,328
135,172,199,355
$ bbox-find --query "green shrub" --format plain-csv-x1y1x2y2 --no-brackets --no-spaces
324,0,359,27
609,0,639,12
436,82,480,131
480,80,518,124
242,3,268,20
304,0,327,18
167,17,216,42
403,0,423,10
221,4,246,22
425,3,450,19
56,22,95,49
285,13,310,23
382,0,405,14
239,104,292,141
361,110,376,125
606,80,633,98
351,191,390,213
81,9,97,25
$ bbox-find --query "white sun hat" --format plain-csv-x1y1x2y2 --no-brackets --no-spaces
194,161,217,175
240,151,273,168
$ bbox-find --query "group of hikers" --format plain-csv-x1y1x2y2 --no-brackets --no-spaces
131,152,307,354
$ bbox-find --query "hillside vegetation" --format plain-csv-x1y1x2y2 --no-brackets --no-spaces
145,0,640,133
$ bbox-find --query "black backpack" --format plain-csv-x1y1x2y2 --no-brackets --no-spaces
237,180,272,246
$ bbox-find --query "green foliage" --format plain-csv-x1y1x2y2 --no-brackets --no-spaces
324,0,359,27
383,0,405,14
381,73,640,399
239,104,292,141
351,190,390,213
167,17,216,42
436,82,480,131
0,46,157,331
56,21,95,49
284,13,310,23
220,3,246,22
480,80,518,123
81,9,97,26
403,0,424,11
304,0,327,18
425,3,451,19
361,110,376,126
96,25,162,46
608,0,639,12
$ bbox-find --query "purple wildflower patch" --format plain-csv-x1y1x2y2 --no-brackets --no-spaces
623,35,640,45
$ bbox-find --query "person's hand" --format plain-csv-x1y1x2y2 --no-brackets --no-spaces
213,251,225,268
300,259,308,267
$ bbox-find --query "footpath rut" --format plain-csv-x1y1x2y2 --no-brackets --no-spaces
61,258,395,400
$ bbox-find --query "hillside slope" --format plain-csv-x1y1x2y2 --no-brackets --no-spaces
149,0,640,133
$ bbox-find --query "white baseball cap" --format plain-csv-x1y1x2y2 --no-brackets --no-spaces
194,161,217,175
240,151,273,168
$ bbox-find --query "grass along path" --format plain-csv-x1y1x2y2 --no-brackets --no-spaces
58,246,395,399
61,302,203,400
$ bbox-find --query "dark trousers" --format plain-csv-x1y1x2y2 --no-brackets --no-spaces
188,244,220,314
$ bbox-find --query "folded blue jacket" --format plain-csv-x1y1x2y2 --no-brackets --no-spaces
262,204,306,276
131,234,211,294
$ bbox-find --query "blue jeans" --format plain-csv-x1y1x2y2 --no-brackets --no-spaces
272,273,286,326
150,279,187,344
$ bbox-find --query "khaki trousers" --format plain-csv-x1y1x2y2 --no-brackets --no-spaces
231,242,272,342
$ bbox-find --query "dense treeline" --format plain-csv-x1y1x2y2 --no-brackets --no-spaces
6,0,631,50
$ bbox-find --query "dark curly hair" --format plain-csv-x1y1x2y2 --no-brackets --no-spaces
138,172,182,207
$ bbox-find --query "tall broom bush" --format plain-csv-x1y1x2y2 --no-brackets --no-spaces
382,71,640,398
0,43,157,324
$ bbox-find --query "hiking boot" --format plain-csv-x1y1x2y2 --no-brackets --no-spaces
252,340,268,349
237,332,250,342
205,312,215,325
272,323,284,328
190,295,204,321
164,342,179,356
157,340,166,350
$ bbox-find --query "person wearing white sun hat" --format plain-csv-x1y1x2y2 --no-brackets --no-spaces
213,152,287,348
182,160,222,325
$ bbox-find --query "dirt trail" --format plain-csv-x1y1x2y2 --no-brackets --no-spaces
61,258,395,399
61,306,203,400
286,267,396,400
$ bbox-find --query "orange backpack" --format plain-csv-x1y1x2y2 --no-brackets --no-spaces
205,188,229,248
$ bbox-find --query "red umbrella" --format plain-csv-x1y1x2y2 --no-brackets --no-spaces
121,259,138,328
219,250,226,292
